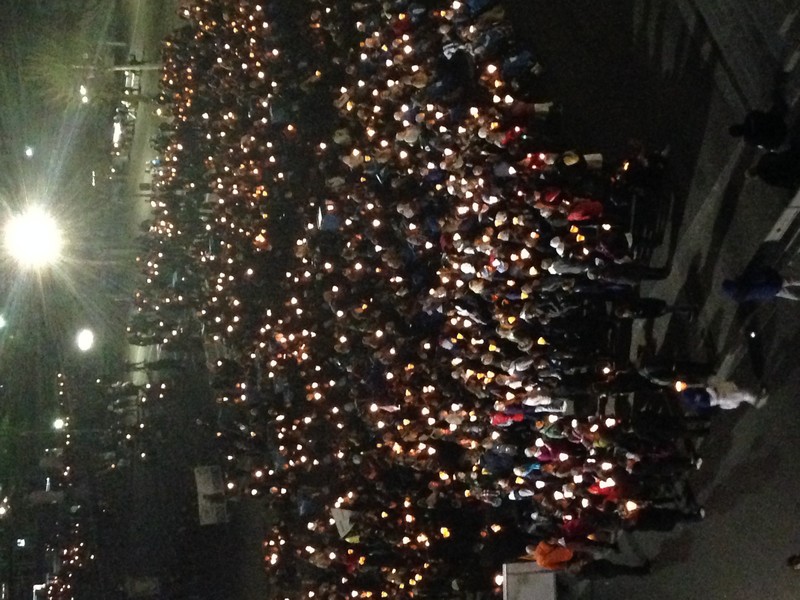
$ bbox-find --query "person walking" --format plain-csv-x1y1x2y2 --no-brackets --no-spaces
746,147,800,190
525,540,651,578
721,266,800,301
677,377,767,411
729,109,788,151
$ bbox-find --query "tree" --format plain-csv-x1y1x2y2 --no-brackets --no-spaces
26,30,119,108
24,3,155,109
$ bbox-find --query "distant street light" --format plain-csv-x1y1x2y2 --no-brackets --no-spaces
52,418,66,431
76,328,94,352
3,207,63,269
24,146,34,158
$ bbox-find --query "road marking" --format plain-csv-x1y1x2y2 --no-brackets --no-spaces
786,49,800,72
779,9,799,37
716,346,746,378
765,188,800,242
765,208,800,242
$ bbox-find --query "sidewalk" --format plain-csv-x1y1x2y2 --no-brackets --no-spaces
502,1,800,598
636,0,800,375
684,0,800,107
595,2,800,599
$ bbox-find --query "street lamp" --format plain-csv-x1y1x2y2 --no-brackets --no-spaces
3,207,63,269
52,418,66,431
75,328,94,352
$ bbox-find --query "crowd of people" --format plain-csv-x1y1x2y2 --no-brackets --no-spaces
114,0,745,597
38,373,99,600
40,367,218,599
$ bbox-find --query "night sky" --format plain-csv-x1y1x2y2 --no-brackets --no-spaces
0,2,156,597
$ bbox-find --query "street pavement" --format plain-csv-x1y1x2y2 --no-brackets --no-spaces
505,0,800,598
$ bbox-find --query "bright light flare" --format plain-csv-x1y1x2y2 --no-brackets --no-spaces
4,208,63,268
76,328,94,352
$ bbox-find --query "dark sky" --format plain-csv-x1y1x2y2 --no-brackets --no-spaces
0,3,154,597
0,0,136,466
0,0,135,358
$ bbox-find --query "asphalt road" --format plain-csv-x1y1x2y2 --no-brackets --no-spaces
501,1,800,598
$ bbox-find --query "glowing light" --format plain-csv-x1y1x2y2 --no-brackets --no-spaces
76,329,95,352
4,207,63,268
